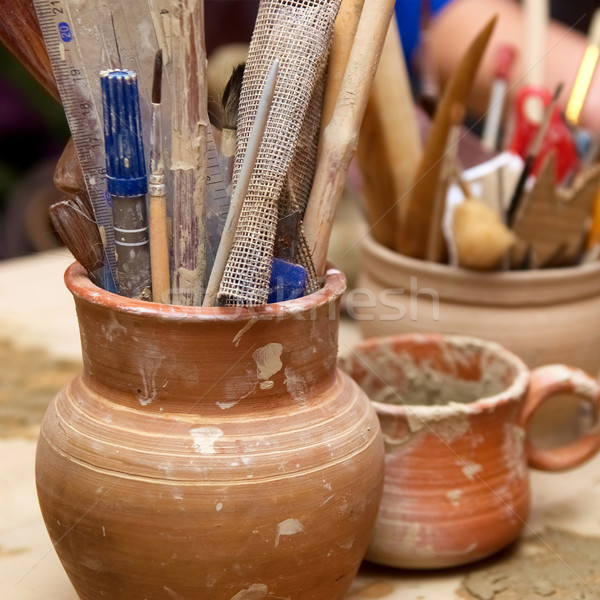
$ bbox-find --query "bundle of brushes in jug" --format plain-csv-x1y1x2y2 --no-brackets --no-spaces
356,11,600,272
47,0,397,307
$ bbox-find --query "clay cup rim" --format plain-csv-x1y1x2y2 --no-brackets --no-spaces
349,333,530,419
64,261,347,322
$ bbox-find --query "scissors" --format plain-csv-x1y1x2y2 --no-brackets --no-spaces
508,85,578,184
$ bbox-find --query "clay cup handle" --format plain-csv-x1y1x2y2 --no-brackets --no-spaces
519,365,600,471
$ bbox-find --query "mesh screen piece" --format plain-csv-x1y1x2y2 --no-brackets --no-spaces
217,0,341,306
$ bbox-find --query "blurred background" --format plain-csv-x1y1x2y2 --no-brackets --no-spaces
0,0,596,261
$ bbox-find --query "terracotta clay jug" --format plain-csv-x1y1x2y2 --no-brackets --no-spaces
36,263,384,600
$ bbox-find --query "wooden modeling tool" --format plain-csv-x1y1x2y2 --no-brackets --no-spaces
586,193,600,255
356,16,422,249
170,0,209,306
425,103,463,263
148,49,170,304
304,0,396,276
49,194,104,284
506,83,563,227
511,154,600,268
203,59,279,307
396,16,497,259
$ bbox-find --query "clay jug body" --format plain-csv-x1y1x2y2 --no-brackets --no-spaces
36,263,384,600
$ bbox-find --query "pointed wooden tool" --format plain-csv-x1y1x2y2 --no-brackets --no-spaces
512,154,600,267
395,16,497,259
356,17,422,249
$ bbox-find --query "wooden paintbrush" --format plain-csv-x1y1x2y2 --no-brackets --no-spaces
304,0,396,276
149,49,171,305
49,194,104,283
220,63,245,190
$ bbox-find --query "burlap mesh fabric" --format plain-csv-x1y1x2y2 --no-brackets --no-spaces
275,69,327,295
218,0,340,306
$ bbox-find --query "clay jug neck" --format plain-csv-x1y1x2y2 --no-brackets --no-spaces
65,263,346,413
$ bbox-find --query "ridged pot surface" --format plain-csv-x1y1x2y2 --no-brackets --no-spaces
36,263,384,600
342,334,531,568
357,233,600,375
342,333,600,568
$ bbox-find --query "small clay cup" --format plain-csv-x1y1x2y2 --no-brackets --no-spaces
356,232,600,376
35,263,384,600
341,333,600,569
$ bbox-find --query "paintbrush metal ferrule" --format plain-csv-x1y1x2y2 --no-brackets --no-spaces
100,69,152,300
149,102,165,195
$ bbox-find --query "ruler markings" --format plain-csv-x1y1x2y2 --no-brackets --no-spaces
33,0,118,282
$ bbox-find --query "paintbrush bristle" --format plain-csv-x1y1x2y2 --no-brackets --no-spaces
152,49,163,105
221,63,245,131
49,195,104,273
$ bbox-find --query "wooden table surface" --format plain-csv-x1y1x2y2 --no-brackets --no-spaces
2,251,600,599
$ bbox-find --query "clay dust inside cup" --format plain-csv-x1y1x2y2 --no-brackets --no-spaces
344,334,527,412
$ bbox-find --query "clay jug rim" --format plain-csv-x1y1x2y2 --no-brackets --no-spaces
64,261,347,321
362,231,600,284
348,333,530,419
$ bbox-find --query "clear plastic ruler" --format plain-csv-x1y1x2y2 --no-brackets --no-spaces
33,0,229,283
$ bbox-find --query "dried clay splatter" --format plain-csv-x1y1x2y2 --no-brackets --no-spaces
230,583,269,600
190,426,224,454
347,338,511,407
275,518,304,547
253,342,283,390
461,528,600,600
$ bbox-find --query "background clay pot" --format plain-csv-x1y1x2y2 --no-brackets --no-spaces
356,233,600,376
35,263,384,600
342,334,600,569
